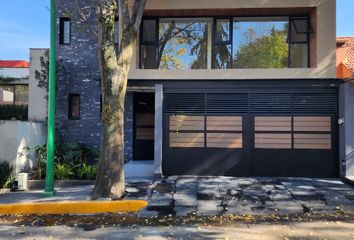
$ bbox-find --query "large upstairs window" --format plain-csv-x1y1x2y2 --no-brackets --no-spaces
141,18,212,70
140,16,311,69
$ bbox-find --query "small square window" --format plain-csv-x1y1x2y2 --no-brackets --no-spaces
68,94,80,120
60,18,71,45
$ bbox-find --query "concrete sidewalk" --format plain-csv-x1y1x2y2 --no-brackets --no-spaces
1,177,353,217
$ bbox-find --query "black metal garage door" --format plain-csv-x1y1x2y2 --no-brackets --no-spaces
162,89,339,177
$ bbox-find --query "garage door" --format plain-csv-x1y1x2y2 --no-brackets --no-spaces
162,89,339,177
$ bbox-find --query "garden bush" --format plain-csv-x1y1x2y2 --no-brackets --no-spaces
0,104,28,121
0,162,13,188
26,142,99,180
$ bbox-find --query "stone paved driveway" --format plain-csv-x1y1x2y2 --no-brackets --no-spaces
126,177,354,217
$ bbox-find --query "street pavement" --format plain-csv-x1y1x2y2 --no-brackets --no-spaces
1,221,354,239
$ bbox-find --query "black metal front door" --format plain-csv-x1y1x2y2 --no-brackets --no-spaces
133,92,154,160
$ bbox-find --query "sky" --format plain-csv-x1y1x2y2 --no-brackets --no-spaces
0,0,353,61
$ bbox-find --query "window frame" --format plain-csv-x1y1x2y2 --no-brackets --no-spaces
139,17,159,69
140,14,312,69
59,17,71,45
212,17,233,69
287,16,312,68
68,94,80,120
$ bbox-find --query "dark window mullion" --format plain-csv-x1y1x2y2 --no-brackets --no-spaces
288,17,291,68
212,17,232,69
204,93,207,148
230,17,234,69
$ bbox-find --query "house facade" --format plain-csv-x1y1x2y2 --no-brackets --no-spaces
56,0,341,178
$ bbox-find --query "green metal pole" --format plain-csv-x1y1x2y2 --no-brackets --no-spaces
43,0,56,197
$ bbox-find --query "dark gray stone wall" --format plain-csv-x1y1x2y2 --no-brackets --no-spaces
124,92,134,162
56,0,133,161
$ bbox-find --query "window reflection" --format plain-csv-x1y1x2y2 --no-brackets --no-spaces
158,19,210,70
233,17,289,68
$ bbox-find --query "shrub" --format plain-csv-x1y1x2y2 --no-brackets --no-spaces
0,104,28,121
55,163,74,180
26,142,99,180
77,163,97,180
62,143,99,166
32,145,47,180
0,162,13,188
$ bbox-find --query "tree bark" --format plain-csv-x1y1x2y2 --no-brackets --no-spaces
91,0,146,200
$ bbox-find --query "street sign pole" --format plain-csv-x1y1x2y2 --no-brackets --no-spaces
43,0,56,197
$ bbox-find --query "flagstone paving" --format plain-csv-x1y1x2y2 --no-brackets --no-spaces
1,177,353,217
139,177,354,217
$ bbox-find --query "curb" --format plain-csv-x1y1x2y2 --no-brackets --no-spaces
344,177,354,187
0,200,148,215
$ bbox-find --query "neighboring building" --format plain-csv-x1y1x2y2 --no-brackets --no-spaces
337,37,354,181
0,60,29,79
0,52,48,174
0,60,29,106
336,37,354,79
56,0,342,178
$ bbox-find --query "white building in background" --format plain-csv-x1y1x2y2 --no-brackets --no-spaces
0,50,48,173
0,60,29,79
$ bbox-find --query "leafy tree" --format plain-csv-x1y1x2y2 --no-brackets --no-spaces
91,0,147,199
233,29,288,68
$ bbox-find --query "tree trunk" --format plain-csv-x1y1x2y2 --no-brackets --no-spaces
91,0,146,200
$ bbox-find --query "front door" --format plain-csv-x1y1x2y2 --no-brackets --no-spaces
133,92,155,160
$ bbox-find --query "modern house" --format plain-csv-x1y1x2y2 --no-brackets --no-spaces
56,0,351,179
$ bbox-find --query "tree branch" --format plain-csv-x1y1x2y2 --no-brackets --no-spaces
131,0,147,30
118,0,131,28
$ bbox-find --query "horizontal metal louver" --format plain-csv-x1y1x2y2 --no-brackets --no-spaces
164,93,205,114
207,94,248,114
293,93,337,115
250,93,291,114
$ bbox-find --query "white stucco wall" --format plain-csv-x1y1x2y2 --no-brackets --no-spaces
128,0,336,80
0,121,46,173
28,48,48,122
